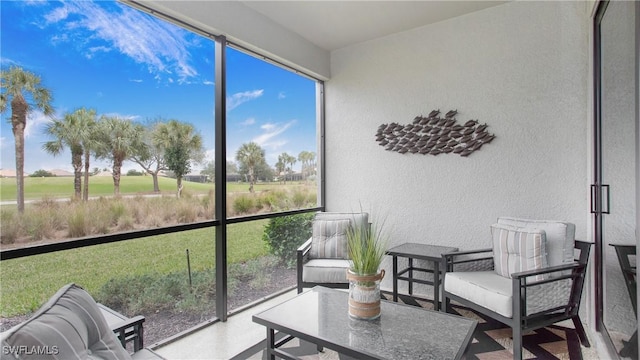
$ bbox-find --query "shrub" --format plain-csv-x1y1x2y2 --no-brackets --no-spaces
67,207,89,238
25,208,55,240
97,269,217,316
233,194,255,214
291,189,309,208
262,213,314,268
0,210,21,244
29,169,55,177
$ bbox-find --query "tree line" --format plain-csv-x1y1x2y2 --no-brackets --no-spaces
1,66,204,212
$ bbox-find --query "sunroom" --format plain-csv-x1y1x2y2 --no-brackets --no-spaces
0,1,638,359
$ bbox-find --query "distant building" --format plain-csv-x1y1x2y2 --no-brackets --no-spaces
48,169,74,177
183,173,209,183
0,169,16,177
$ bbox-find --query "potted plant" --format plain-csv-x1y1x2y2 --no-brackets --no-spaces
346,218,388,320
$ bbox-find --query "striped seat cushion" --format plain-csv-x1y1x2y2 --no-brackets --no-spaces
0,283,132,360
491,223,548,281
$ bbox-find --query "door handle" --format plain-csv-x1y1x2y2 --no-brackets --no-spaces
602,184,610,214
590,184,610,214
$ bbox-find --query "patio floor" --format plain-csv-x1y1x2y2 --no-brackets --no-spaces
149,288,609,360
151,289,299,359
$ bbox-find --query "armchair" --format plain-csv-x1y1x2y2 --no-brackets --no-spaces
442,217,592,360
296,212,369,293
0,283,162,360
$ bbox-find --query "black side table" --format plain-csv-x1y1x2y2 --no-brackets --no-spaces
386,243,458,311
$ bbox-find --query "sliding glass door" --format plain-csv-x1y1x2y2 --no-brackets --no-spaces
594,1,639,358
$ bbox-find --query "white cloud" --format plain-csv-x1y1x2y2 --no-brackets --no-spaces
202,80,214,86
278,92,286,100
227,90,264,111
44,6,69,24
241,118,256,126
43,1,198,83
129,79,143,83
25,110,53,138
253,120,296,149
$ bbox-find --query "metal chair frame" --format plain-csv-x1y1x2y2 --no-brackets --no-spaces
442,240,592,360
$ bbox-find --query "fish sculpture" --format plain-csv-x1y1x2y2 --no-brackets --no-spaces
375,109,495,157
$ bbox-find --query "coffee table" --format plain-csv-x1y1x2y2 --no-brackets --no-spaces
252,286,476,360
386,243,458,311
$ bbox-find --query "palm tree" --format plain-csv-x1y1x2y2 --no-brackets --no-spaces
0,66,54,212
284,153,297,182
154,120,204,197
95,116,143,196
43,108,96,200
275,155,286,184
79,109,98,201
236,142,265,193
298,150,314,181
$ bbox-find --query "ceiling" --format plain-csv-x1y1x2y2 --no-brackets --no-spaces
240,1,508,51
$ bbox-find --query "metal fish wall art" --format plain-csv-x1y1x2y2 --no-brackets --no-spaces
375,109,495,157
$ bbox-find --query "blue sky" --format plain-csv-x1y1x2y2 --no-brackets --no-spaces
1,0,317,174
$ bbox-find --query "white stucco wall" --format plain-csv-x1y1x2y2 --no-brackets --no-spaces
325,1,590,292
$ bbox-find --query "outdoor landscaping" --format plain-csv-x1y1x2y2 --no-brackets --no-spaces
0,176,317,344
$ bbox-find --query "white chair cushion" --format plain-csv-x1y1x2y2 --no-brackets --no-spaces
491,223,548,281
445,271,513,318
445,271,573,319
302,259,351,283
309,219,350,259
497,217,575,267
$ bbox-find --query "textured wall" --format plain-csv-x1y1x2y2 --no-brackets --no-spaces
325,1,590,292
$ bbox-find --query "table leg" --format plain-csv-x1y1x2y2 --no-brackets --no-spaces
266,327,276,360
408,258,414,296
393,255,398,302
433,261,440,311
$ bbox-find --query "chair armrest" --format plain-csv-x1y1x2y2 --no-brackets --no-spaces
511,262,582,281
111,315,145,352
297,237,313,253
443,248,493,258
443,248,494,272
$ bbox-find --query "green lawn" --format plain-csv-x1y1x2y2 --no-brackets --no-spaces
0,219,269,317
0,176,213,202
0,176,311,202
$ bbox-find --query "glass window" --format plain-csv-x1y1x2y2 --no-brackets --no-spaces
0,1,216,249
226,47,320,218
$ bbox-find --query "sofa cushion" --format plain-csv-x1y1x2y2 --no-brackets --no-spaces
302,259,351,283
497,217,575,267
491,223,548,281
0,283,132,360
309,219,351,259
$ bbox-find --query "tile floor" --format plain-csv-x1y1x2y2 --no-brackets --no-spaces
152,289,299,360
150,288,610,360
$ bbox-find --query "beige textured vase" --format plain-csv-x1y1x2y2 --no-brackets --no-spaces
346,269,385,320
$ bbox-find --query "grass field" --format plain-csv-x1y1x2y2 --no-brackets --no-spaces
0,176,310,202
0,219,269,317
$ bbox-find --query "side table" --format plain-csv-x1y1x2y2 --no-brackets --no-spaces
386,243,458,311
